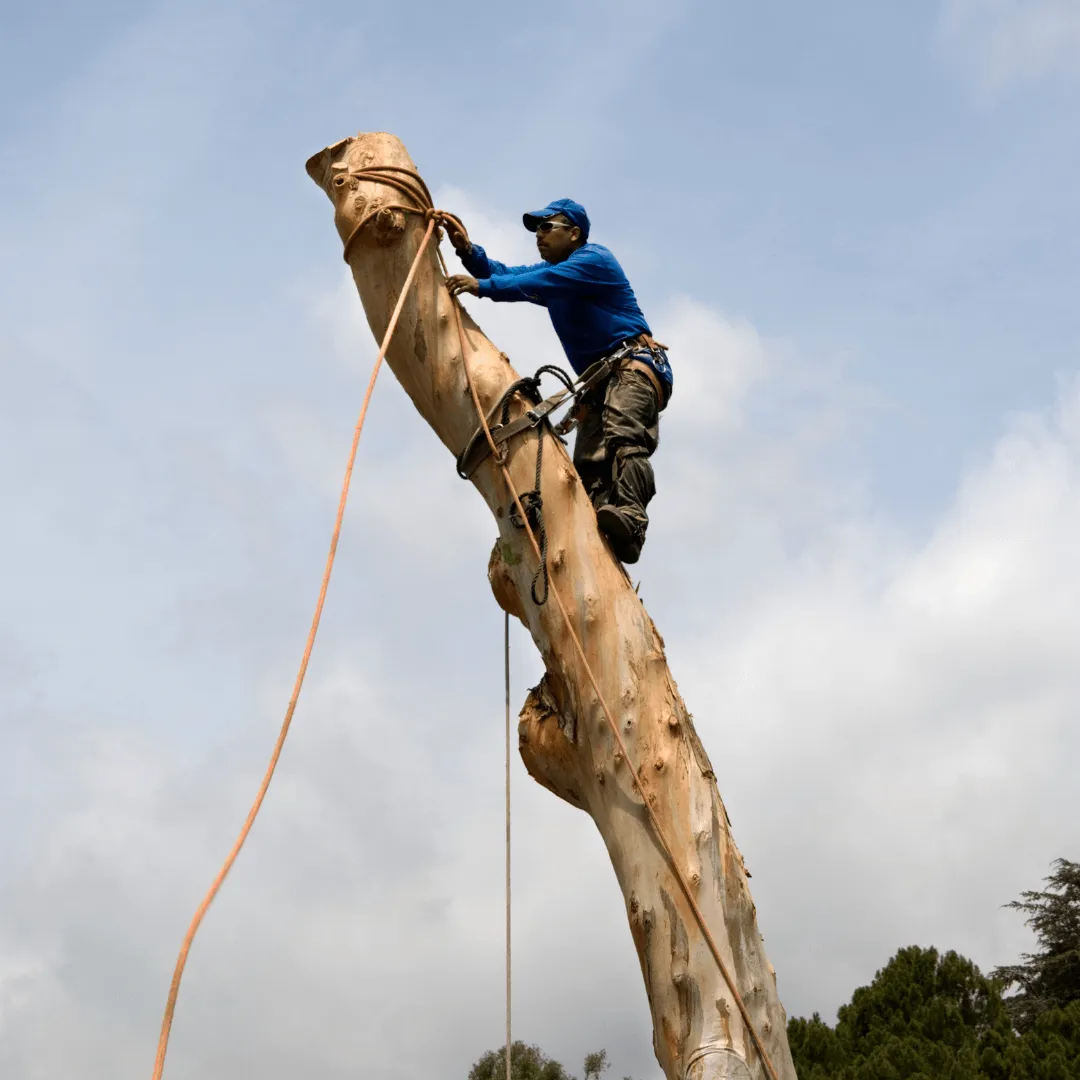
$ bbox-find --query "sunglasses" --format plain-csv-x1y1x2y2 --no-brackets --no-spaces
536,220,576,234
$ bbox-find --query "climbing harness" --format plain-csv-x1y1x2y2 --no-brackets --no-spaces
466,362,580,606
457,339,668,605
455,340,669,607
455,354,614,480
455,334,668,481
151,163,780,1080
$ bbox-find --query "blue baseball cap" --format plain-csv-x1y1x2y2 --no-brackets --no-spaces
523,198,590,240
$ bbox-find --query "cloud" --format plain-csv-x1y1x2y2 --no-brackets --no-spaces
939,0,1080,95
658,297,770,434
5,176,1080,1080
653,372,1080,1014
0,653,655,1080
257,194,1080,1046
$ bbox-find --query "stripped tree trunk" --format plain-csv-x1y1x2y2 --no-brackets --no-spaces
306,132,798,1080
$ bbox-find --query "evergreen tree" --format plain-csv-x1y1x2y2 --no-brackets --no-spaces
788,946,1080,1079
994,859,1080,1032
789,946,1013,1079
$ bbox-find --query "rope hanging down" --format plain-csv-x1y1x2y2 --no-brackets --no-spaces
484,363,577,606
504,611,513,1080
150,209,441,1080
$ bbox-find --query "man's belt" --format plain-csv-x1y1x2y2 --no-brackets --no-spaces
621,356,667,406
615,333,670,405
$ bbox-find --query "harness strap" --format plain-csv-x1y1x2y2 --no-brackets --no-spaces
455,356,615,479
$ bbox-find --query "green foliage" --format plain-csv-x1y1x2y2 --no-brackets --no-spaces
469,1041,570,1080
470,865,1080,1080
582,1050,609,1080
993,860,1080,1032
469,1042,608,1080
788,946,1080,1079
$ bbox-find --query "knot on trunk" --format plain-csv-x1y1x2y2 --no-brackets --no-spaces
370,204,407,244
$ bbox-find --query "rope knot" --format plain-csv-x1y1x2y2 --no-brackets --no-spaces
520,377,542,404
510,490,543,531
509,488,549,607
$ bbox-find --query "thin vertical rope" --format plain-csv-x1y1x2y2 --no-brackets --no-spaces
504,611,512,1080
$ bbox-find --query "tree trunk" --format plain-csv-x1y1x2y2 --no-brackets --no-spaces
306,132,798,1080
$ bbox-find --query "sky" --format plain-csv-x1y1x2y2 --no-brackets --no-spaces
1,1,1079,1078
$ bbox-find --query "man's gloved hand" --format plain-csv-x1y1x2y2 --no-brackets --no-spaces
446,275,480,297
443,219,471,254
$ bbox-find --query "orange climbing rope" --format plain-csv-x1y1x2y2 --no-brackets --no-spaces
150,213,439,1080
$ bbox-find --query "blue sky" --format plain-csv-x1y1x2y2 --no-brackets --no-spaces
2,2,1079,1079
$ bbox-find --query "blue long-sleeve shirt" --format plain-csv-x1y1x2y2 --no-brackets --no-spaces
460,242,671,388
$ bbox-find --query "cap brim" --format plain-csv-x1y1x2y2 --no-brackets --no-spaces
522,209,555,232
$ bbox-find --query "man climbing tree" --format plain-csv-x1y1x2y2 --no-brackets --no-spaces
445,199,672,564
308,135,800,1080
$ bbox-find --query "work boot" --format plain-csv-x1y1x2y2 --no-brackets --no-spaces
597,505,644,564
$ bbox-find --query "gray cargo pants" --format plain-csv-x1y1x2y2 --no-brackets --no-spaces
572,363,662,543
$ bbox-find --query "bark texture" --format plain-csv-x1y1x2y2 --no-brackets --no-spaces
306,132,798,1080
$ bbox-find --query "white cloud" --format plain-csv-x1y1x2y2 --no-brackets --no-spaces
0,655,654,1080
939,0,1080,95
293,197,1079,1033
656,373,1080,1013
5,183,1080,1080
658,297,770,434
